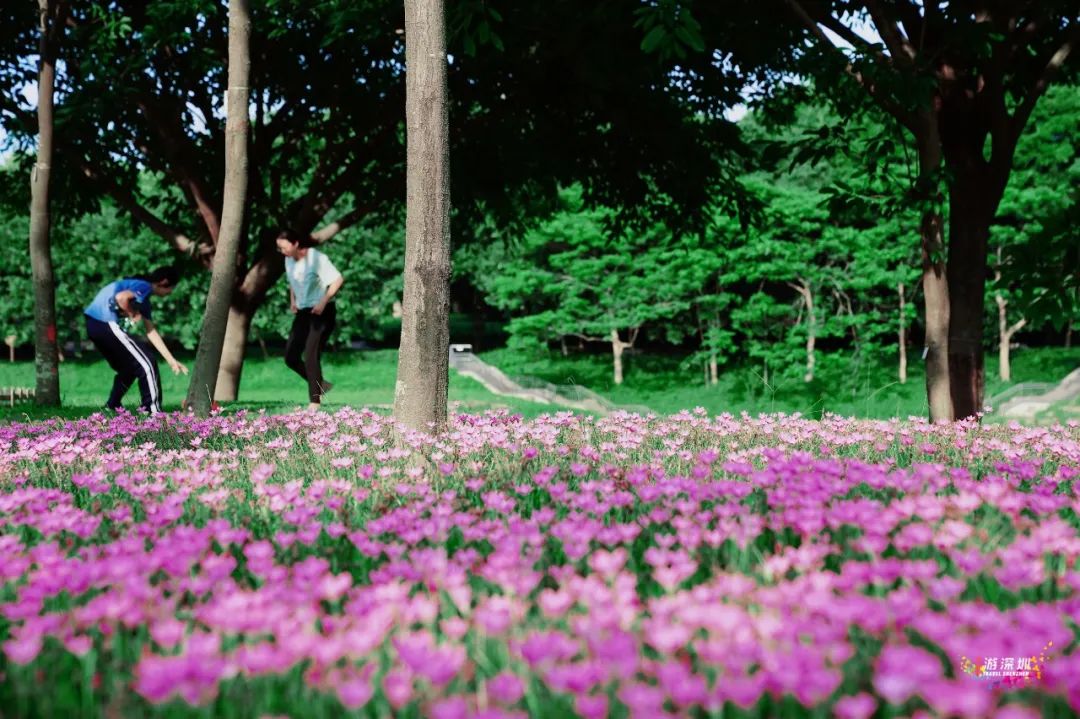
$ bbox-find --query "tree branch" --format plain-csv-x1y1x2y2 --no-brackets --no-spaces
783,0,917,131
82,163,214,266
1006,318,1027,337
1011,28,1077,141
566,332,604,344
863,0,917,64
310,205,370,244
136,95,222,242
893,0,924,50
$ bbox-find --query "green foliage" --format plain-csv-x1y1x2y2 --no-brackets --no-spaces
471,186,696,364
994,84,1080,332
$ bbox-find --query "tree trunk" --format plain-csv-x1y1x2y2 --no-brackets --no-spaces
395,0,451,433
1067,321,1073,349
611,328,625,386
560,336,568,357
912,121,954,422
709,352,718,386
28,0,62,407
790,280,815,382
803,284,815,382
186,0,250,415
215,255,281,401
897,281,907,384
921,211,953,422
945,172,995,419
995,292,1025,383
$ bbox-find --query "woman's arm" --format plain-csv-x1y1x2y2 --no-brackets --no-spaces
290,287,298,314
143,320,189,375
312,276,344,315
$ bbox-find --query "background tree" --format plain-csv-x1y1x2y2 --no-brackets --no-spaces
473,187,693,386
27,0,66,406
0,0,750,403
777,0,1079,419
185,0,250,415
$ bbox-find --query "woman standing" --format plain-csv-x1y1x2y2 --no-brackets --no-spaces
276,230,345,411
84,267,188,415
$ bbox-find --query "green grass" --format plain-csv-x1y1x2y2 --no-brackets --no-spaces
0,349,551,423
479,345,1080,421
1,345,1076,424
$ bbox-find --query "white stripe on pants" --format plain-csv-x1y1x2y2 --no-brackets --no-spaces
108,322,161,413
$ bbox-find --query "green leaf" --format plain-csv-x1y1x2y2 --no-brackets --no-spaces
674,26,705,53
640,25,668,54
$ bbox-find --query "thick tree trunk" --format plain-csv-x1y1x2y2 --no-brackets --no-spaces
945,173,995,419
709,352,718,386
912,122,954,422
215,256,281,401
995,292,1025,383
28,0,61,407
897,282,907,385
186,0,250,415
921,211,953,422
395,0,451,433
611,329,625,386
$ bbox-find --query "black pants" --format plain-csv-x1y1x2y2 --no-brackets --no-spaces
284,304,336,403
85,315,163,414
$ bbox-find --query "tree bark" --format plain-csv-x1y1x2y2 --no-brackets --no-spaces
911,119,954,422
995,292,1025,383
944,168,996,420
921,210,953,422
214,255,281,401
28,0,62,407
611,328,625,386
897,281,907,384
709,352,718,386
790,280,815,382
395,0,451,433
186,0,250,415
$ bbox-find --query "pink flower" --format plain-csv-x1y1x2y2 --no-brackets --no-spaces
383,669,414,709
431,696,469,719
618,682,665,715
150,618,187,648
575,694,608,719
488,672,525,705
834,693,877,719
440,617,469,640
3,634,42,664
538,589,574,618
336,674,374,709
873,645,944,705
588,548,628,578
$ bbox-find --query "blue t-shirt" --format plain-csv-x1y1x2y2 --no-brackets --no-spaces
84,279,154,323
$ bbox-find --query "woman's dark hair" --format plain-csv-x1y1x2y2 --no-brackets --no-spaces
277,229,315,249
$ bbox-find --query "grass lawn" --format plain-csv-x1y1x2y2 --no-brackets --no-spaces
0,349,550,423
0,345,1076,423
479,345,1080,421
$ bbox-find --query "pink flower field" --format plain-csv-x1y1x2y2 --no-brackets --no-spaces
1,407,1079,718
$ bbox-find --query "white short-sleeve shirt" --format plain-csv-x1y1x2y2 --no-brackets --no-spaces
285,249,343,309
